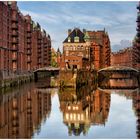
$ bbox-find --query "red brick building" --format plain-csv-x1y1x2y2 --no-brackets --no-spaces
0,1,51,78
132,2,140,70
85,30,111,69
59,28,111,70
111,47,133,67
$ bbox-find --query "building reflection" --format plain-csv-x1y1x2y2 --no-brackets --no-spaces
132,89,140,139
59,88,90,136
0,84,51,138
90,90,110,125
99,86,140,139
59,86,110,136
114,88,140,139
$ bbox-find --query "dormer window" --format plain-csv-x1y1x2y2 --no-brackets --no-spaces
74,36,79,43
68,37,71,42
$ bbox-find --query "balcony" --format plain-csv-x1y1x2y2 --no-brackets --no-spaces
12,56,17,61
38,62,41,64
38,49,41,53
44,53,48,57
12,45,18,51
27,51,31,55
27,33,31,38
12,31,18,36
12,23,18,29
27,45,31,49
27,26,31,32
38,46,41,49
12,38,18,44
38,38,42,41
12,17,18,22
43,45,48,48
27,58,31,63
27,39,31,44
38,55,41,58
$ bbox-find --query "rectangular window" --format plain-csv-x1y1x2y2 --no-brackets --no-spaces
74,36,79,43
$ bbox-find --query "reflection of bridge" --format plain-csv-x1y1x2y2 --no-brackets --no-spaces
98,87,139,94
98,66,139,88
33,66,60,81
98,66,139,80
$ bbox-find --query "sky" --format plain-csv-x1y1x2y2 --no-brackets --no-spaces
18,1,138,52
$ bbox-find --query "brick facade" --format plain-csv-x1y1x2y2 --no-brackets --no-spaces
0,1,51,77
59,28,111,70
111,47,133,67
86,30,111,69
132,2,140,70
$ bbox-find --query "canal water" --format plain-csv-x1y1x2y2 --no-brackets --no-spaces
0,77,139,138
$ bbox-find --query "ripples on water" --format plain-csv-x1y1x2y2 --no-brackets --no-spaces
0,77,139,139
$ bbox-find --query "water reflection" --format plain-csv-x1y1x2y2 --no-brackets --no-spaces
59,88,91,136
0,76,140,138
98,72,138,89
59,86,110,136
0,83,51,138
132,89,140,139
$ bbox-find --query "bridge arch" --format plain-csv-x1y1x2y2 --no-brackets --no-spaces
98,66,139,73
98,66,139,89
33,66,60,82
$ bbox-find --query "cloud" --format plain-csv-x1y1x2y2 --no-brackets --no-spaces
21,10,59,24
18,1,137,51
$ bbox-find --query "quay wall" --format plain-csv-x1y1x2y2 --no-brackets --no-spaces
0,73,34,89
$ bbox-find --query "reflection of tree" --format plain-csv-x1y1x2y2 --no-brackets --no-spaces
59,86,110,136
0,84,51,138
132,89,140,139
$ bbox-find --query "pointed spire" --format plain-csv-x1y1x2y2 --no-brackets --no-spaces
57,47,60,53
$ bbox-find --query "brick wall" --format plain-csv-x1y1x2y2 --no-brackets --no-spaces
111,47,133,67
0,1,51,77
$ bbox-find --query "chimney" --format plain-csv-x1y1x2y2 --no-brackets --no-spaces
83,29,86,34
68,29,71,36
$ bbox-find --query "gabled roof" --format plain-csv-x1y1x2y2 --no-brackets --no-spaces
63,28,85,43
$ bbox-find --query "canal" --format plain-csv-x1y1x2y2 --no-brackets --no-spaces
0,77,139,138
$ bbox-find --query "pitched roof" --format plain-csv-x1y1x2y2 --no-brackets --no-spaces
63,28,85,43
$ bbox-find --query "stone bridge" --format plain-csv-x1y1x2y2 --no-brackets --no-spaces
33,66,60,82
98,66,140,89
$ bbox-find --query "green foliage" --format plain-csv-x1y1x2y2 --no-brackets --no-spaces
51,59,58,67
51,49,58,67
